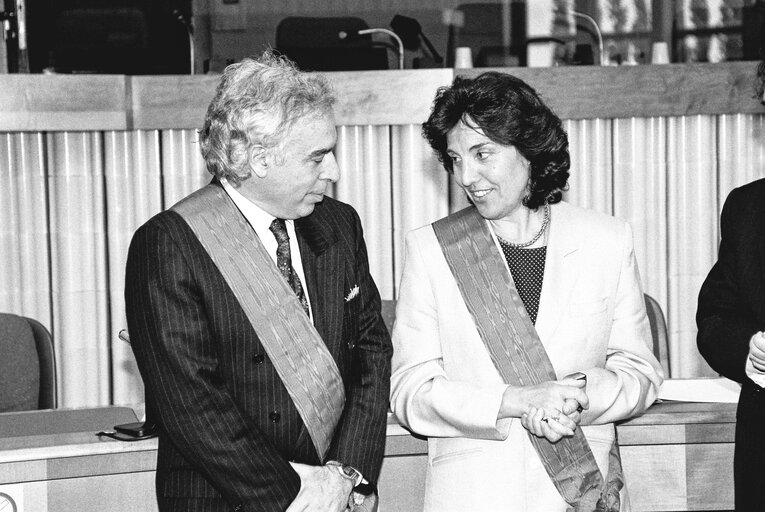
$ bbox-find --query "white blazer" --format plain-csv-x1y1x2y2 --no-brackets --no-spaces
390,201,664,512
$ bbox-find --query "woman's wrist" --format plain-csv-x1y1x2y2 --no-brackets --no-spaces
499,385,525,419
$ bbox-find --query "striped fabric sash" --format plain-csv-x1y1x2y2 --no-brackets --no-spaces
432,206,622,512
173,184,344,461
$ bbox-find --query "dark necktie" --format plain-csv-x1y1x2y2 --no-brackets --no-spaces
269,218,310,316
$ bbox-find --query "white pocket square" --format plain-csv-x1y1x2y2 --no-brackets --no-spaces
345,285,360,302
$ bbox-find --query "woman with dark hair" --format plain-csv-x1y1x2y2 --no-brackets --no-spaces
389,72,663,512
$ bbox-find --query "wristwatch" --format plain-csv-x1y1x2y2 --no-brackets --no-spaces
326,460,363,487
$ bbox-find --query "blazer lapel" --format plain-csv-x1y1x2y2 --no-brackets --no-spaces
295,205,343,353
535,202,581,344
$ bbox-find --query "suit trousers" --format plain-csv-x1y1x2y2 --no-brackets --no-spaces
734,381,765,511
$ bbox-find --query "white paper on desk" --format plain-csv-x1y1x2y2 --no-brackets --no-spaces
658,377,741,403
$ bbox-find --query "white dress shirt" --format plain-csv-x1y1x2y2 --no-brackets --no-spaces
220,178,313,321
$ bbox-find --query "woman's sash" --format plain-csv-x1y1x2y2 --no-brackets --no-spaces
432,206,622,512
173,184,344,461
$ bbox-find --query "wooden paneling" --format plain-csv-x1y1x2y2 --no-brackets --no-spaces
325,69,453,126
459,61,764,120
130,75,219,130
0,75,128,131
1,63,762,132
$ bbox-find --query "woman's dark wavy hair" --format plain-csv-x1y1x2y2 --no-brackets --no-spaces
422,72,569,209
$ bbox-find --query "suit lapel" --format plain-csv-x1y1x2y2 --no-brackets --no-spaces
535,202,581,343
295,204,343,354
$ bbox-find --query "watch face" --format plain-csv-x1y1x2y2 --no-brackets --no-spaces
341,465,359,478
0,492,18,512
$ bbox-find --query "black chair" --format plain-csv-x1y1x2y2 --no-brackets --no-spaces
446,2,527,67
0,313,57,411
275,16,389,71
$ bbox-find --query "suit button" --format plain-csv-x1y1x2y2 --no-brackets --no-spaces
270,410,281,423
253,353,265,364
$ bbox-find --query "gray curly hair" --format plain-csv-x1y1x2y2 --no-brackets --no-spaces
199,50,336,185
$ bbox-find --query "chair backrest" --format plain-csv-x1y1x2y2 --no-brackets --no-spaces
643,294,670,378
275,16,388,71
0,313,57,411
380,296,671,378
380,300,397,334
446,2,527,67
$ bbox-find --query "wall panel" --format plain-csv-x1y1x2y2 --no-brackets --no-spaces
47,132,110,407
564,118,613,215
613,117,669,335
334,125,394,300
667,116,719,378
160,129,209,208
717,113,765,205
104,130,163,405
390,124,450,294
0,133,51,328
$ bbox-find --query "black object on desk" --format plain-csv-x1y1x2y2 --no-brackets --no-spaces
0,406,138,438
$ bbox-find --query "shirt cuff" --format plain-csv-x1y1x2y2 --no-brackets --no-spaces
745,357,765,387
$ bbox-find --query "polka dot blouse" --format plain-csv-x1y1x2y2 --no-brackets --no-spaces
497,240,547,325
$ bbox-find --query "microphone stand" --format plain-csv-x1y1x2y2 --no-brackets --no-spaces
572,11,604,66
173,9,195,75
357,28,405,70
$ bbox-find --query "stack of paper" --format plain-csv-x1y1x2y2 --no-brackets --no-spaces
658,377,741,403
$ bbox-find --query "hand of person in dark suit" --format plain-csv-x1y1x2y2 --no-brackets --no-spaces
749,331,765,373
286,462,354,512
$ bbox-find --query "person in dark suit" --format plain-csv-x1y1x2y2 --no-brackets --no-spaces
697,177,765,511
125,51,392,512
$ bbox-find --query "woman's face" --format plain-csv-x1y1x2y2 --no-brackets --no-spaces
446,120,531,221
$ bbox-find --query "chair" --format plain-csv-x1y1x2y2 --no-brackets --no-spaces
0,313,57,412
446,2,527,67
381,300,397,334
644,294,670,378
275,16,389,72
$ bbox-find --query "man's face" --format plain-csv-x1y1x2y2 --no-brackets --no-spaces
253,112,339,219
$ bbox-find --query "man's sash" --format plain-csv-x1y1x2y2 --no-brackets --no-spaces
172,184,344,461
432,206,622,512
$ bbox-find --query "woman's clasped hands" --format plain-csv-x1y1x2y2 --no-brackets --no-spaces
499,373,589,443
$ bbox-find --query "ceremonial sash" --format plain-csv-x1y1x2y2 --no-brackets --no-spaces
432,206,622,512
173,184,345,460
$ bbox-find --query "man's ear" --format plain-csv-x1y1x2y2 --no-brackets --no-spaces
250,145,268,178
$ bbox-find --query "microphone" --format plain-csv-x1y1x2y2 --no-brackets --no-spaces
338,28,404,69
390,14,443,64
338,30,360,42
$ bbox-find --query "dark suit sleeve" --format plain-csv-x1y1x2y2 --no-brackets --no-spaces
325,207,393,487
697,188,761,383
125,214,299,512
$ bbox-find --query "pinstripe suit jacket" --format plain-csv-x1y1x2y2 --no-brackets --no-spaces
125,183,392,512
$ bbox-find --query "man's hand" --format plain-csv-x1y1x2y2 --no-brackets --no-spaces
749,331,765,373
286,462,354,512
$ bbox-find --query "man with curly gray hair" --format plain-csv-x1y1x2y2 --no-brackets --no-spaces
126,50,391,512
